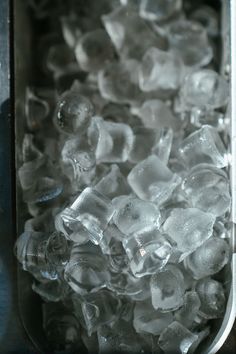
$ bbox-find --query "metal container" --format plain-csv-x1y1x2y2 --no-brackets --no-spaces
0,0,235,352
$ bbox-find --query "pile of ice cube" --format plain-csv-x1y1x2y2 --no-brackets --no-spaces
16,0,231,353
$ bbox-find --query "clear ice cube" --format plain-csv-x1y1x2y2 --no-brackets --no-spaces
113,195,161,235
139,47,184,93
133,300,173,335
98,59,141,104
134,99,180,131
174,291,201,329
168,20,213,67
56,187,115,245
45,231,70,267
140,0,182,22
81,290,121,335
178,125,228,168
123,229,173,277
163,208,215,260
64,243,110,295
54,89,94,135
88,116,134,163
180,70,229,109
102,6,167,59
150,265,185,311
60,14,82,48
158,321,199,354
75,29,115,72
190,6,219,38
95,164,130,198
182,164,231,216
15,231,58,281
184,237,230,280
25,87,49,131
127,155,181,205
195,277,226,319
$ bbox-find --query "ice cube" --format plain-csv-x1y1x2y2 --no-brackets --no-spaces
182,164,231,216
127,155,181,205
184,237,230,280
163,208,215,260
81,290,121,335
15,231,58,281
168,20,213,67
54,89,94,135
61,137,96,185
152,127,173,165
25,87,49,131
140,0,182,22
139,47,184,93
108,272,150,300
113,195,161,235
123,229,173,277
174,291,201,329
190,106,225,130
56,187,115,245
158,321,199,354
195,277,226,319
88,116,134,163
98,321,143,354
43,303,82,353
60,14,82,48
75,29,115,72
190,6,219,38
150,265,185,311
64,243,110,295
98,60,142,104
45,231,70,267
102,6,167,59
134,99,180,131
133,300,173,335
32,280,67,302
178,125,228,168
181,70,229,109
95,164,130,198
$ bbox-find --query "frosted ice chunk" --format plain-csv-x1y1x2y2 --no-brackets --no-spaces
134,99,180,131
139,47,184,93
55,187,115,244
123,229,173,277
54,89,94,135
184,237,230,280
150,265,185,311
102,6,167,59
81,290,121,335
178,125,228,168
181,70,229,109
168,20,213,67
88,116,134,163
182,164,231,216
64,243,110,295
133,300,173,335
75,29,114,72
140,0,182,22
163,208,215,260
158,321,199,354
127,155,181,205
174,291,201,329
195,277,225,319
113,195,161,235
95,164,130,198
98,60,141,104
